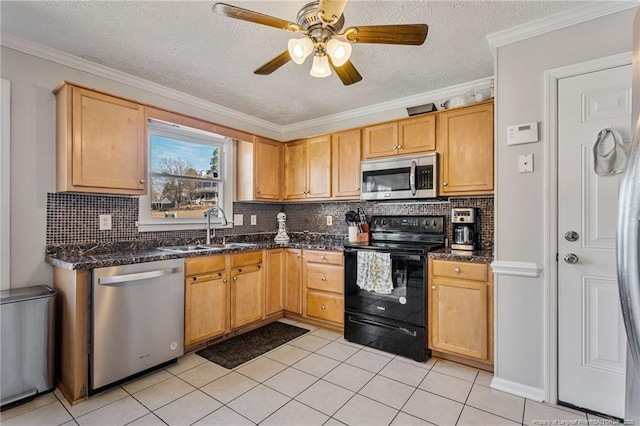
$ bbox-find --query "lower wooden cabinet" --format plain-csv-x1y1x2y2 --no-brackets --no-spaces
303,249,344,328
231,264,263,328
265,248,285,315
285,249,303,314
428,258,493,366
185,255,229,346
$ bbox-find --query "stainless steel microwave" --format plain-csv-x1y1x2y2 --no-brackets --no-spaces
360,153,438,200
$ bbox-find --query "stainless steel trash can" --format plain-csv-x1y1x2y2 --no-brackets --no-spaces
1,285,56,409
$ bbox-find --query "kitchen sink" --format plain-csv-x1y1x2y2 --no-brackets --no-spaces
157,245,219,253
197,242,258,249
157,242,258,253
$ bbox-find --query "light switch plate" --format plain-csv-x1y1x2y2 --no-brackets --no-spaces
326,215,333,226
518,154,534,173
99,214,112,230
233,214,243,226
250,215,257,226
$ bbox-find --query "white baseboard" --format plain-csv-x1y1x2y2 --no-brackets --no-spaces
491,377,546,401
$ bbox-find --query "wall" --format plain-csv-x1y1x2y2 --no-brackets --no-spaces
46,193,494,250
494,8,635,395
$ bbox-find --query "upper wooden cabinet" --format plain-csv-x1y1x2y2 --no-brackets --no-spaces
437,101,494,196
284,136,331,200
237,136,283,201
54,83,146,195
363,114,436,159
332,129,362,199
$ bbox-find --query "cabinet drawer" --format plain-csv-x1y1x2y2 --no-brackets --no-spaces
231,251,262,268
185,255,226,277
305,250,343,265
306,264,343,293
432,260,488,282
306,291,343,324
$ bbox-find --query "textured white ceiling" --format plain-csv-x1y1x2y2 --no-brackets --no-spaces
1,0,588,126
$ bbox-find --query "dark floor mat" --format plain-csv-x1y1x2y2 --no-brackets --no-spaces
196,322,310,369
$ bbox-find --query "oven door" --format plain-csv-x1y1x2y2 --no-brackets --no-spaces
344,248,426,326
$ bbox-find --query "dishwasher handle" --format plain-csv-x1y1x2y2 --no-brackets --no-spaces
98,267,183,286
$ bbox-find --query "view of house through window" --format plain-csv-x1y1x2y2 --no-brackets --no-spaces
138,119,233,231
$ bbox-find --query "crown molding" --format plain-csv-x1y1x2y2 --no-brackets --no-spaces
282,76,493,135
486,1,639,49
0,32,282,137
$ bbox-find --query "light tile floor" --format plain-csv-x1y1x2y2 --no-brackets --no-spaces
0,320,604,426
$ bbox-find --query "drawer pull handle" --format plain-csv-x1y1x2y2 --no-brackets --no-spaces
321,305,326,310
454,267,461,273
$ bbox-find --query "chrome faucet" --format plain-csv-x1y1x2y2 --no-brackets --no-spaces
204,206,229,244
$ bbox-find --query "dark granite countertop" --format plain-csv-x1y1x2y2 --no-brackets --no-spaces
428,248,494,263
46,236,346,270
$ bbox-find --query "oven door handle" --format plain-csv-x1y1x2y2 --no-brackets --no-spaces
348,316,417,337
410,160,417,196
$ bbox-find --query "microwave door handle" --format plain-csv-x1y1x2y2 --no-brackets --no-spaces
410,160,417,195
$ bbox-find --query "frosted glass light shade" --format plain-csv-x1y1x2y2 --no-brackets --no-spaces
310,55,332,78
287,37,313,65
326,39,352,67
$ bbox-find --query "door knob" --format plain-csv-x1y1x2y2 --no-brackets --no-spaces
563,253,579,264
564,231,579,242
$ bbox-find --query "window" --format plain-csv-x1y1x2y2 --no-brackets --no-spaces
138,118,235,232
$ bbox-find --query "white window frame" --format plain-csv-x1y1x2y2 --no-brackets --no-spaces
138,118,235,232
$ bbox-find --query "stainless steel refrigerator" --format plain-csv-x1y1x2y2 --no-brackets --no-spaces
617,7,640,422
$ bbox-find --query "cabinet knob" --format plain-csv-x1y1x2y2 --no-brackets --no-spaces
454,267,461,273
139,179,146,184
321,305,326,310
256,189,261,194
355,187,359,190
321,276,326,281
443,182,448,186
392,145,398,149
432,285,436,290
233,276,237,281
320,256,326,260
397,145,403,149
223,279,228,283
297,255,301,258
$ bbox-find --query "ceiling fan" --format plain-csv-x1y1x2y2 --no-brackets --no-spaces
212,0,429,85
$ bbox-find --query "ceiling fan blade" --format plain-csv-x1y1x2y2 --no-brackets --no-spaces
212,3,300,32
318,0,348,23
254,51,292,75
343,24,428,45
329,58,362,86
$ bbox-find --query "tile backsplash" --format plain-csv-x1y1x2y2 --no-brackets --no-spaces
47,193,493,249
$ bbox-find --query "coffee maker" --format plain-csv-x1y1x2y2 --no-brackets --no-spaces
451,208,478,251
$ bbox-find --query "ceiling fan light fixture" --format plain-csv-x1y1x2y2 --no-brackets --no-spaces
287,37,313,65
310,54,332,78
326,38,352,67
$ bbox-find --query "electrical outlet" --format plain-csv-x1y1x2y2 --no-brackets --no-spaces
251,215,257,226
233,214,243,226
99,214,112,231
326,215,333,226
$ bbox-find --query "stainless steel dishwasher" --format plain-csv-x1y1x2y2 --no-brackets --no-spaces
91,258,184,391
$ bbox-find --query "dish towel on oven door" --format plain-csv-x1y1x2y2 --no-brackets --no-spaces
356,251,394,294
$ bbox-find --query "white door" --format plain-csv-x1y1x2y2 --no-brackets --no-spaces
558,64,631,418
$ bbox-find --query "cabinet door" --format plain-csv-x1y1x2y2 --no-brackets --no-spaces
332,129,361,199
185,272,228,346
438,102,494,195
284,140,307,200
70,87,146,194
429,278,489,361
285,249,302,314
265,249,284,315
398,115,436,154
231,265,264,329
363,122,398,159
306,136,331,199
255,137,282,200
